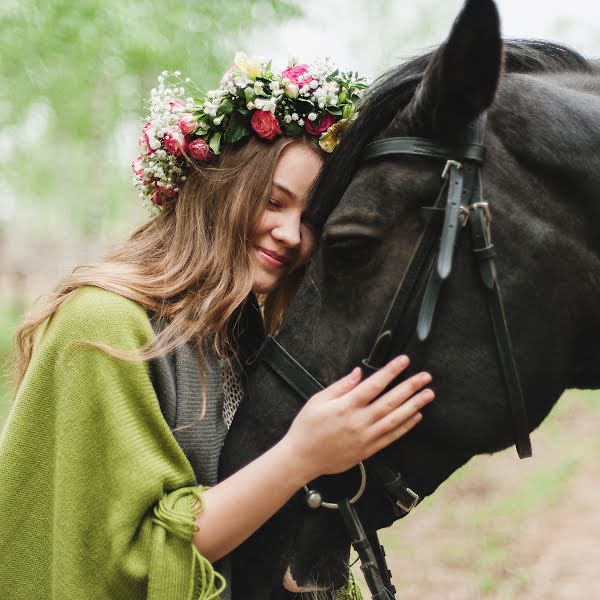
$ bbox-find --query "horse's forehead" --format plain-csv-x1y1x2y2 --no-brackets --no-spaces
328,159,442,227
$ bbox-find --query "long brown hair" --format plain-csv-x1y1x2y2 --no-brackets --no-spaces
12,135,322,395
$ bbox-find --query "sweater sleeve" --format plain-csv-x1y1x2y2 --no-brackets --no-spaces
0,287,225,600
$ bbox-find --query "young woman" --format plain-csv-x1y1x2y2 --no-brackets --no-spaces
0,56,435,599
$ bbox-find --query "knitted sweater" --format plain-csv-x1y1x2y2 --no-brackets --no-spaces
0,287,224,599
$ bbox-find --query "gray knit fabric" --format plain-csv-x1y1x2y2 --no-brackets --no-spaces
148,317,234,599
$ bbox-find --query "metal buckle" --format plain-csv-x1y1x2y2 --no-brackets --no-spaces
303,462,367,510
470,201,492,223
441,159,462,180
459,205,470,227
396,487,420,513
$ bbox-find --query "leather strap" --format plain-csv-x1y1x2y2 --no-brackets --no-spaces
249,335,323,400
470,205,532,458
363,138,486,164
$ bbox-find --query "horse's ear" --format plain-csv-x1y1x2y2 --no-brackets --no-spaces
404,0,503,138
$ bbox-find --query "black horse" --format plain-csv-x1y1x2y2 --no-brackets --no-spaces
220,0,600,596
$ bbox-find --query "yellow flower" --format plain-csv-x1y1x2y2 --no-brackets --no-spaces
234,52,264,79
319,118,351,153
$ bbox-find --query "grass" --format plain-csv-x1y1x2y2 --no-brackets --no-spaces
372,389,600,598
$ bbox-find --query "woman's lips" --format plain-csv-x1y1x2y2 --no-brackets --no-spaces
256,246,289,269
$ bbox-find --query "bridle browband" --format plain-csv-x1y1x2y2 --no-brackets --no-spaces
249,114,532,599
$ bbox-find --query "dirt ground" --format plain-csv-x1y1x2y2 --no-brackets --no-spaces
356,390,600,599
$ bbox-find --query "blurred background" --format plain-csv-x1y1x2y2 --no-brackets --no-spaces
1,1,599,597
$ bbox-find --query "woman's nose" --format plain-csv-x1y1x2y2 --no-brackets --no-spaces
272,215,301,248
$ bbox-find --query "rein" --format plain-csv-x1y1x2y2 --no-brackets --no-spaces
250,114,532,599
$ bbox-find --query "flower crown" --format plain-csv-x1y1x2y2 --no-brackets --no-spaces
132,53,370,211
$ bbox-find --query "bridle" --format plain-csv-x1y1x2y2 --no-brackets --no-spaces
249,113,532,599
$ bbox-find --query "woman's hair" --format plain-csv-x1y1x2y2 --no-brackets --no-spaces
12,134,322,395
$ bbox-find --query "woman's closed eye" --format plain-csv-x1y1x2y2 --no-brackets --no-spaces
269,198,283,210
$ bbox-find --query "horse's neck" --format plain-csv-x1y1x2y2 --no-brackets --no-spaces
493,71,600,185
492,71,600,388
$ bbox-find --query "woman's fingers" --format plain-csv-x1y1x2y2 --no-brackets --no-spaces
345,355,410,406
369,412,424,455
317,366,363,401
370,387,434,438
366,371,432,423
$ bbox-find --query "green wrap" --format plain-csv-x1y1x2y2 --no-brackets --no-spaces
0,287,224,599
0,286,362,599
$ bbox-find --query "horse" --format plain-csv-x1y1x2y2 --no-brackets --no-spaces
219,0,600,597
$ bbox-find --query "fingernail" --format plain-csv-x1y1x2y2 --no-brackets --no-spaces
418,372,432,384
393,355,409,368
349,366,362,383
423,389,434,401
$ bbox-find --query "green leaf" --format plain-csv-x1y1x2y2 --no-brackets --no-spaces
209,131,222,154
244,87,255,102
326,69,339,81
219,98,235,114
326,106,343,116
296,98,314,113
283,122,302,136
224,111,251,143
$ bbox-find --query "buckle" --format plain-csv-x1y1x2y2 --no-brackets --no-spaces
470,201,492,223
441,159,462,180
396,487,420,513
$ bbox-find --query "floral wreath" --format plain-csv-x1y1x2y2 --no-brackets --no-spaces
132,53,370,211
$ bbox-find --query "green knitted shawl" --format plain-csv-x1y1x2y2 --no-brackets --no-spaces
0,287,224,599
0,286,363,600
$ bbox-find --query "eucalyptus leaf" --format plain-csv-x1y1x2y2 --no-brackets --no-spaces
219,98,234,114
283,122,302,136
296,98,314,113
224,111,251,143
209,132,222,154
326,106,343,116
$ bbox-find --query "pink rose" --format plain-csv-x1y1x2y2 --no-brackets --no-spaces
304,112,338,136
150,191,165,207
282,64,315,87
188,138,213,161
156,185,176,198
131,156,144,177
163,130,186,156
250,110,282,141
179,113,198,135
138,122,154,156
169,100,185,112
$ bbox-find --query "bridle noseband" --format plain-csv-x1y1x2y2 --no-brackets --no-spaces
249,113,532,600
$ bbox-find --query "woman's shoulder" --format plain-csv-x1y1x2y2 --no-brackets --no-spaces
45,285,154,349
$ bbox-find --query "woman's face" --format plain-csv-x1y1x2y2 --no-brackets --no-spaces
251,143,322,294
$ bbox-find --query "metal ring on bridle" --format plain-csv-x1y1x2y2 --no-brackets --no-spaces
303,461,367,510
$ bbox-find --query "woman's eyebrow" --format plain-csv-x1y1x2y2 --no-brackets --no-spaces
272,181,297,200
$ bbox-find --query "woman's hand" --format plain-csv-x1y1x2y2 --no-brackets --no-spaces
283,355,433,482
194,354,432,562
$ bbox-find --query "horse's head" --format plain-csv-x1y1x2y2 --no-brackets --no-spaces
220,0,600,596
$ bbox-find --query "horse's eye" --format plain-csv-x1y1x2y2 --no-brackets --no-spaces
324,235,379,267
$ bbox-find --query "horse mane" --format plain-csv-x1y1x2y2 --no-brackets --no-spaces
310,40,594,224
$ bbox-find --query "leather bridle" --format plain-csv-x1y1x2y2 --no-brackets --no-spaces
250,114,532,599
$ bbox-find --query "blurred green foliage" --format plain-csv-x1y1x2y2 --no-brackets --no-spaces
1,0,299,136
0,0,300,426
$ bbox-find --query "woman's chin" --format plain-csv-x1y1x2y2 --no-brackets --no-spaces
252,274,280,295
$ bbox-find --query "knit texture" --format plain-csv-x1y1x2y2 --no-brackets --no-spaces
0,286,225,600
148,318,233,600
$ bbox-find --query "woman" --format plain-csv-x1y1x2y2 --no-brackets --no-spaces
0,56,434,599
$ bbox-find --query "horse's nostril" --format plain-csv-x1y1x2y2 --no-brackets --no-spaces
282,566,331,593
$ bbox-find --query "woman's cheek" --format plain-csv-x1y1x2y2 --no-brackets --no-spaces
298,225,316,267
